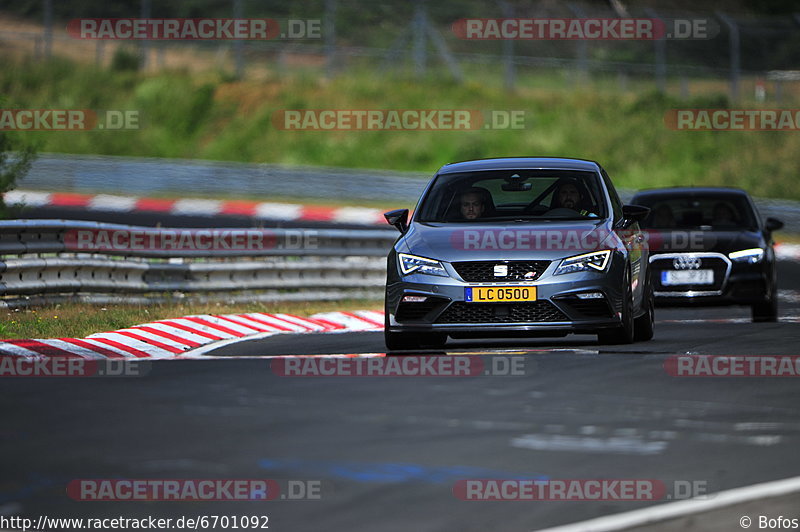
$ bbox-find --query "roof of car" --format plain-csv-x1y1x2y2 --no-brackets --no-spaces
632,186,750,198
437,157,601,174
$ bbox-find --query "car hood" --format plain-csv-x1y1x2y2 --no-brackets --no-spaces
400,219,619,262
645,229,765,255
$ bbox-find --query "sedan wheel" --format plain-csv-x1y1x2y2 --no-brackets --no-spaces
752,282,778,323
633,278,655,342
598,270,635,345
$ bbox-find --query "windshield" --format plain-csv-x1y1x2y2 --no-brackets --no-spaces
416,170,608,223
636,195,758,231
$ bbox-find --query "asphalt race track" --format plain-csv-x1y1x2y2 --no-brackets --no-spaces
3,262,800,531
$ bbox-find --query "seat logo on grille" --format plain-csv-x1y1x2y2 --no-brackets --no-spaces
493,264,508,277
673,256,701,270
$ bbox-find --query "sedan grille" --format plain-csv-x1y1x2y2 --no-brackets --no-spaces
451,261,550,282
436,301,567,324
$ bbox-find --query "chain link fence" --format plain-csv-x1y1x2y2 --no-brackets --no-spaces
4,0,800,101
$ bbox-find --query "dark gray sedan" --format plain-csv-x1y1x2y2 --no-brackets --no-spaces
383,157,654,350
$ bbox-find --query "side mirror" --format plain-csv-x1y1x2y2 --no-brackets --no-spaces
384,209,409,234
618,204,650,228
765,217,784,232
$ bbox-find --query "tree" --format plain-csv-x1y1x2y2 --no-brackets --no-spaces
0,131,38,218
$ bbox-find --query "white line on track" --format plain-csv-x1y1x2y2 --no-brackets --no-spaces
535,474,800,532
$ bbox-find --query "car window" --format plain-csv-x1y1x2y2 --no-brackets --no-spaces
601,169,623,224
636,195,758,230
416,170,607,223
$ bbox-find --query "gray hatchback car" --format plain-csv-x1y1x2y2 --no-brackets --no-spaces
383,157,654,350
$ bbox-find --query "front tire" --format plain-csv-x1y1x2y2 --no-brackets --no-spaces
633,277,655,342
752,282,778,323
598,269,635,345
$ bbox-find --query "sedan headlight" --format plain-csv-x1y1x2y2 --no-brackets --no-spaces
729,248,764,264
398,253,449,277
554,250,612,275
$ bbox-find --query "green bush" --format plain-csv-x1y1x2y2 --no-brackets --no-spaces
110,47,141,72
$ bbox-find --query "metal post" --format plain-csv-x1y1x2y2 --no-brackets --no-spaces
96,41,105,67
43,0,53,59
413,0,427,78
645,8,666,93
325,0,336,78
381,28,412,72
233,0,244,79
716,11,740,102
567,3,588,85
425,18,463,82
140,0,151,70
500,1,515,91
617,69,628,92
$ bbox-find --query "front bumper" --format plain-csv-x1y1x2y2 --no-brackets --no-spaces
650,252,771,306
386,261,627,336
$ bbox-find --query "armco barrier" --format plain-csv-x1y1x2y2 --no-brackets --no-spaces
1,220,797,308
0,220,396,306
12,154,800,232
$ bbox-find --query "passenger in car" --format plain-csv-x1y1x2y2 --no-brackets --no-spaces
552,179,596,217
712,202,738,227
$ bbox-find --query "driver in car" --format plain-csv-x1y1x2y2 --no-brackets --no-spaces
553,179,597,217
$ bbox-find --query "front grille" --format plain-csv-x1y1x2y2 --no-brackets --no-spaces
436,301,567,324
560,299,614,318
651,255,728,292
451,261,550,282
395,298,446,322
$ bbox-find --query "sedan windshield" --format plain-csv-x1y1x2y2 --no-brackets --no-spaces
416,170,607,223
636,195,758,231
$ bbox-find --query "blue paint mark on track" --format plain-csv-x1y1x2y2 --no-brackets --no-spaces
258,458,548,484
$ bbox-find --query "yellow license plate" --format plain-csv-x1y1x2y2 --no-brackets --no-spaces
465,286,537,303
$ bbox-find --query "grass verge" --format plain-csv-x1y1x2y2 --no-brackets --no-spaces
0,299,382,340
3,56,800,201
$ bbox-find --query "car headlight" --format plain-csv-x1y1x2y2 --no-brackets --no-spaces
398,253,449,277
554,250,612,275
729,248,764,264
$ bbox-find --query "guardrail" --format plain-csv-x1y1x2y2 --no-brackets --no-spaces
0,220,397,307
16,155,800,232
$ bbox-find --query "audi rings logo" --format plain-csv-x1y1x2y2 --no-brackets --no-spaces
673,256,701,270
